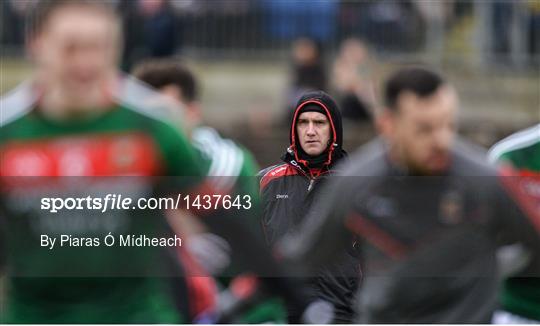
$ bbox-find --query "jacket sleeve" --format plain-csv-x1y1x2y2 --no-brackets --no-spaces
257,165,282,245
493,174,540,276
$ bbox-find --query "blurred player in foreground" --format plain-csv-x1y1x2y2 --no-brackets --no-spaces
1,0,200,322
133,59,287,323
278,67,540,323
0,0,324,323
489,124,540,323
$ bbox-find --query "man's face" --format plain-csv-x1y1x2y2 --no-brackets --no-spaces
382,86,458,174
296,111,331,156
30,7,119,97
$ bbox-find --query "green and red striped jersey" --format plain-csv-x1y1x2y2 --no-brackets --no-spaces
489,123,540,321
0,78,205,323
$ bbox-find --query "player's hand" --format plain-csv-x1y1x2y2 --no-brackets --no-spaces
186,232,231,274
301,299,335,324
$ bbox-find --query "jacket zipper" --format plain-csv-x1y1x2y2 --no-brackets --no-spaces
291,163,319,192
307,178,315,192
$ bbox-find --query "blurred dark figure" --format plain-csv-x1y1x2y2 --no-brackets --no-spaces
292,38,327,91
337,1,371,41
139,0,177,57
0,0,13,45
357,1,423,52
284,37,328,124
526,0,540,66
120,0,178,71
492,0,513,62
3,0,38,46
118,0,140,71
331,38,375,122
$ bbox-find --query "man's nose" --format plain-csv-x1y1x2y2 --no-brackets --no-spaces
433,128,453,150
306,122,316,135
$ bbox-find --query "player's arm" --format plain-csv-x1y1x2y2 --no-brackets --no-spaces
226,149,262,239
238,148,260,199
0,207,6,273
0,212,6,318
0,217,4,273
493,173,540,276
155,123,324,321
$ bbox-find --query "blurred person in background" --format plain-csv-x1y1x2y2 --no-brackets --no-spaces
337,1,371,41
331,38,375,122
259,90,361,323
120,0,178,71
0,0,322,323
413,0,450,62
284,37,328,125
489,124,540,323
138,0,178,58
133,59,287,323
5,0,40,45
277,67,540,323
118,0,141,71
526,0,540,67
492,0,514,63
359,1,422,52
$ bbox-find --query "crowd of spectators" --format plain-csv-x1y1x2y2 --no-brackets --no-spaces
3,0,537,67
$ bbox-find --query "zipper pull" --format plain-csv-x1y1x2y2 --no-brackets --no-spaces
307,179,315,192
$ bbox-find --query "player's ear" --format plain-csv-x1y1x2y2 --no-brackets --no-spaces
375,108,395,139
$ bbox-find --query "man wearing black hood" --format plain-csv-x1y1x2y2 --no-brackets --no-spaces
259,90,361,323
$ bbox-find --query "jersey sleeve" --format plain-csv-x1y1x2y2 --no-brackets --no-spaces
0,212,5,272
488,140,540,264
493,176,540,274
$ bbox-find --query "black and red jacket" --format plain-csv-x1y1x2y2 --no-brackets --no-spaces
258,91,360,323
259,91,346,244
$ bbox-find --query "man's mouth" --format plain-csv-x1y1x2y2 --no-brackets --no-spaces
428,153,450,170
